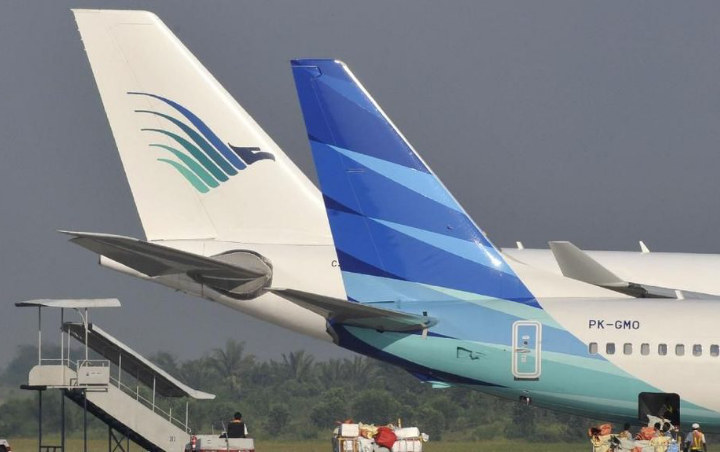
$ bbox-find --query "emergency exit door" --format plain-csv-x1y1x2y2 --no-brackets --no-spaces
512,320,542,380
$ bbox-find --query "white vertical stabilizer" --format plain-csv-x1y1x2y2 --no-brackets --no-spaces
74,9,330,244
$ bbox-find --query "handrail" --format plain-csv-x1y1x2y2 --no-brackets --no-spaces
36,359,192,433
78,359,110,368
109,376,190,433
39,358,70,366
39,358,110,370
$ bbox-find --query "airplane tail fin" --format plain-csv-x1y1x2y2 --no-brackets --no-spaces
291,60,538,307
73,10,330,244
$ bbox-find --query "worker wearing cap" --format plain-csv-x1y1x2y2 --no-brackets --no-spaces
684,423,707,452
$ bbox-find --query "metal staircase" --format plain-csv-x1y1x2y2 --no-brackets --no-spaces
19,299,215,452
63,385,185,451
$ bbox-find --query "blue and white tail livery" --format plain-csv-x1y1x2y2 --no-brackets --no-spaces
70,10,720,432
291,59,720,428
291,59,536,308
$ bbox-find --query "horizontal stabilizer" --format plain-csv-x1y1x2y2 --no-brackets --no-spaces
549,241,627,288
269,288,437,332
62,231,272,297
548,241,681,298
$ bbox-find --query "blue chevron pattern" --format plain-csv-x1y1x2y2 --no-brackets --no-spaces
291,60,538,308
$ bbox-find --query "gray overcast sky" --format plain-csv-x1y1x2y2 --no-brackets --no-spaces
2,1,720,369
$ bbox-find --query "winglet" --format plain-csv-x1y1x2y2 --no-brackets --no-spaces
639,240,650,254
548,241,628,288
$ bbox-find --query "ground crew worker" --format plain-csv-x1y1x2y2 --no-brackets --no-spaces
617,423,632,440
661,422,677,452
589,427,611,452
650,433,669,452
661,423,674,439
611,423,634,451
684,423,707,452
659,397,676,423
226,412,248,438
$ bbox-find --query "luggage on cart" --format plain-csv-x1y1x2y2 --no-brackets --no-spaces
392,427,423,452
392,439,422,452
334,424,360,452
334,438,358,452
375,427,397,449
332,421,426,452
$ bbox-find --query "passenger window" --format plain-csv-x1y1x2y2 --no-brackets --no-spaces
658,344,667,356
675,344,685,356
589,342,598,354
623,343,632,355
606,343,615,355
641,343,650,356
693,344,702,356
711,345,719,357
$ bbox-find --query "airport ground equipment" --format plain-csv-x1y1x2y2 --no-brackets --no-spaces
17,299,215,452
186,434,254,452
0,439,12,452
332,424,426,452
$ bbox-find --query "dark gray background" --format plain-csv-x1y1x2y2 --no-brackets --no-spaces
2,1,719,368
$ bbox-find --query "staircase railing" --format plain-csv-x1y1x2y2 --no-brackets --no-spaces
110,375,191,433
44,358,191,433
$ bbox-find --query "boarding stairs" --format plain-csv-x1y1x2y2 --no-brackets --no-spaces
19,298,215,452
64,375,187,451
29,361,188,451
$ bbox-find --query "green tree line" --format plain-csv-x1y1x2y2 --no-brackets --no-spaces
0,341,599,442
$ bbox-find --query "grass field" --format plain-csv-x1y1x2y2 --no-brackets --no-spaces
7,437,720,451
2,438,590,451
0,438,601,451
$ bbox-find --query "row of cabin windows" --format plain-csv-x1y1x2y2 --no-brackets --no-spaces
588,342,720,357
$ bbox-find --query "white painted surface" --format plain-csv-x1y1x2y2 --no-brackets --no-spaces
74,9,333,245
541,297,720,414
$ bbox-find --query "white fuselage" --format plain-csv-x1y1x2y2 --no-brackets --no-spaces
504,248,720,297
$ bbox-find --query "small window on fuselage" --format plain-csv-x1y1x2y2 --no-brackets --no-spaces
658,344,667,356
623,343,632,355
693,344,702,357
606,343,615,355
641,343,650,355
675,344,685,356
589,342,598,354
711,345,719,357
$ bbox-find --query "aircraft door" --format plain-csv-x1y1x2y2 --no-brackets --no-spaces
512,320,542,380
639,392,680,426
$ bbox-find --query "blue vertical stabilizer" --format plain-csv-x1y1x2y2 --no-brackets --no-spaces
291,59,537,307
